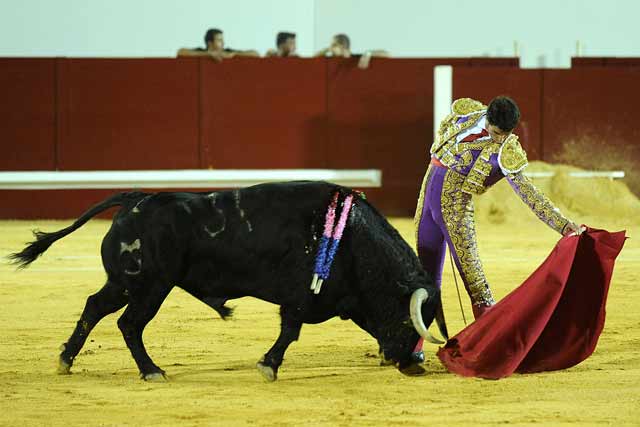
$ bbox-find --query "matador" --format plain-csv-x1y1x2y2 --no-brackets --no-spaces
414,96,582,336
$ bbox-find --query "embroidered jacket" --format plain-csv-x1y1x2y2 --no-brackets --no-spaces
430,98,569,234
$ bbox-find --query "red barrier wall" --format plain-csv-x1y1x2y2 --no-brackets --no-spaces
0,189,120,219
1,57,637,218
0,59,56,170
56,58,200,170
542,68,640,159
572,57,640,67
200,57,328,169
327,58,435,213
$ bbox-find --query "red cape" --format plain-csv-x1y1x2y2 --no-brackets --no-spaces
437,227,626,379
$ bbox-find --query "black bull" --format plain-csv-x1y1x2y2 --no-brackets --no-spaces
11,181,447,381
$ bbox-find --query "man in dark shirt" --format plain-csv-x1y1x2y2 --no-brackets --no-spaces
314,33,388,69
177,28,258,61
266,32,297,57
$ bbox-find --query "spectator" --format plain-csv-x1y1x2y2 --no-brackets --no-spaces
177,28,259,62
266,32,297,57
314,33,389,69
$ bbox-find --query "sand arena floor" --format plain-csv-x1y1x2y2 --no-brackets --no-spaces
1,195,639,425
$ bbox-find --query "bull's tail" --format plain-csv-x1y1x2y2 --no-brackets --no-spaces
9,192,145,268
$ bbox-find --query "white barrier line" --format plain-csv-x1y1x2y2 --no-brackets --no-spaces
0,169,382,190
525,171,625,179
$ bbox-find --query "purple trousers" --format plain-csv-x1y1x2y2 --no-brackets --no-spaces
416,165,495,309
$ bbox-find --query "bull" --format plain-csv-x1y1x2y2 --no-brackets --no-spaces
10,181,447,381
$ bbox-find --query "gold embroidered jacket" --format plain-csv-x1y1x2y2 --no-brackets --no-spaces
429,98,570,234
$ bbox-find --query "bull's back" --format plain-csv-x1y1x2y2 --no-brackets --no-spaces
103,182,343,285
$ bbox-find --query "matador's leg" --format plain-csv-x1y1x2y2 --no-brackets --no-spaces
415,166,447,289
438,170,495,319
412,165,448,358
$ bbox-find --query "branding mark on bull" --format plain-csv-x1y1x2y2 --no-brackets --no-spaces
205,193,226,238
120,239,141,254
180,202,192,214
204,224,225,238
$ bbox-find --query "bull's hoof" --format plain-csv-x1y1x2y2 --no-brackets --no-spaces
379,351,394,366
57,357,72,375
399,363,427,376
142,371,168,382
256,361,277,382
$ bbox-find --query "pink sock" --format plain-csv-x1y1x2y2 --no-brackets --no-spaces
413,337,424,353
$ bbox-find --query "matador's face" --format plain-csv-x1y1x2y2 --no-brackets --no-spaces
486,121,512,144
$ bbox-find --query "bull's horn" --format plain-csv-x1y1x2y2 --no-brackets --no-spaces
410,288,445,345
435,299,449,340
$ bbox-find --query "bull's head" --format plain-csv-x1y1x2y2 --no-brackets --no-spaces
374,284,448,376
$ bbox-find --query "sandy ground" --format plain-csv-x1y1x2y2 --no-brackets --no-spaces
1,213,639,426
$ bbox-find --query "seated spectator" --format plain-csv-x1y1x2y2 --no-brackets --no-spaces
315,33,389,69
266,32,297,57
177,28,259,61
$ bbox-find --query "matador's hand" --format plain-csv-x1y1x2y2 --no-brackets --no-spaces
563,221,586,236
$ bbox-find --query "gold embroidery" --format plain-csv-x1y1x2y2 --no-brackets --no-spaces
460,143,501,195
507,173,569,234
455,140,493,153
498,135,528,173
440,169,495,305
431,98,488,156
438,150,456,167
451,151,474,172
431,112,486,155
452,98,487,116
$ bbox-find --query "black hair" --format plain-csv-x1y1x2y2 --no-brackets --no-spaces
334,33,350,49
276,32,296,47
204,28,223,47
487,96,520,131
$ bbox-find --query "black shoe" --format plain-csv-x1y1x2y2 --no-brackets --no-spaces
411,350,425,364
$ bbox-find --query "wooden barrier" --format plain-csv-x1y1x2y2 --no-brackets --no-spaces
1,57,637,218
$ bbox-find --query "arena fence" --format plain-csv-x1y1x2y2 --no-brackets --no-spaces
0,169,382,190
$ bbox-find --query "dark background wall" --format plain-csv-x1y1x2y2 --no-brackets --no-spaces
1,57,638,218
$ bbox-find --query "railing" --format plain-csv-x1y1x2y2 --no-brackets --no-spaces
0,169,382,190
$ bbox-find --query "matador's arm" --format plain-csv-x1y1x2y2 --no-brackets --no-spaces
506,172,570,234
498,135,570,235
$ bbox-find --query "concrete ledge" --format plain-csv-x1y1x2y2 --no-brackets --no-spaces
0,169,383,190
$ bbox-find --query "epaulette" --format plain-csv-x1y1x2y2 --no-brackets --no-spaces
451,98,487,116
498,135,528,174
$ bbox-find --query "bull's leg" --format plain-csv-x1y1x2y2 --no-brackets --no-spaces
117,284,171,381
58,280,128,374
179,284,233,319
197,296,232,319
348,312,391,366
256,307,302,382
348,311,377,339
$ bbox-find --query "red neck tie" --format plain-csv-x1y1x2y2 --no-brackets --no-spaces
461,128,489,143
